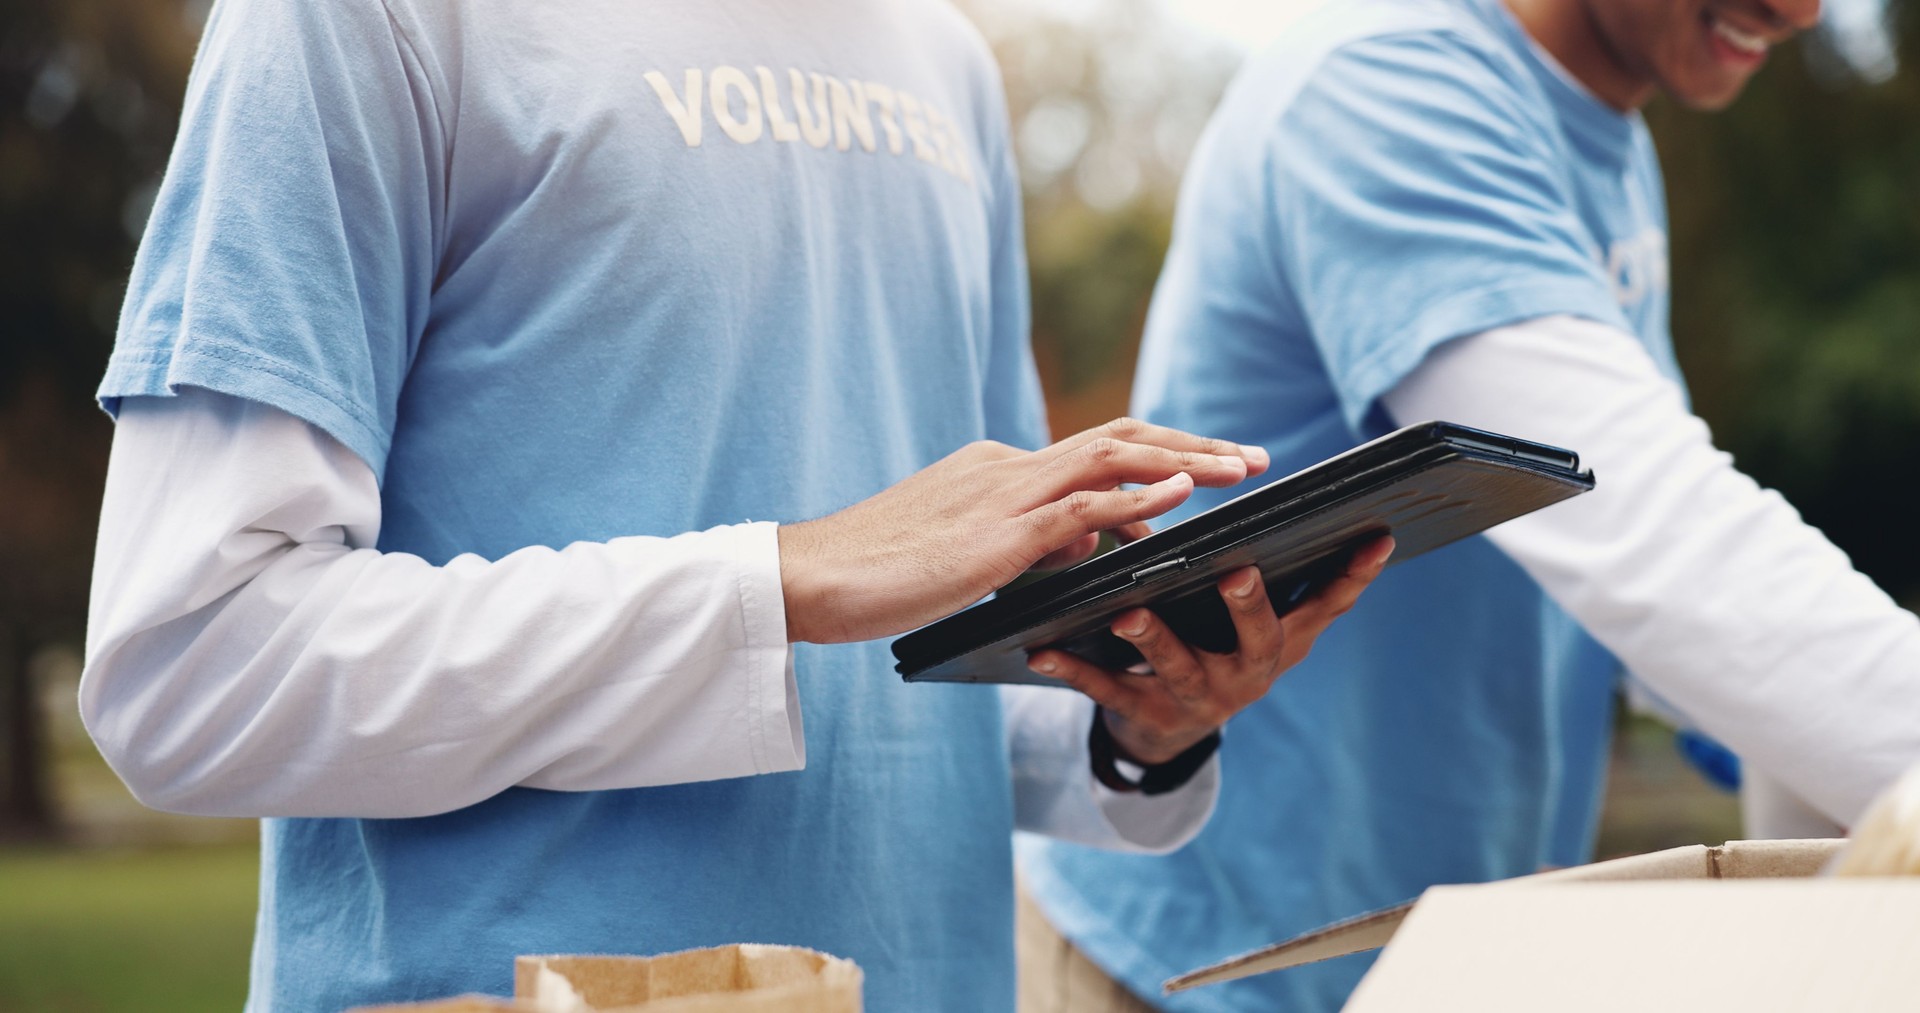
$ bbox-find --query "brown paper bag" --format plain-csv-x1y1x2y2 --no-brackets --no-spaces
349,944,861,1013
515,947,863,1013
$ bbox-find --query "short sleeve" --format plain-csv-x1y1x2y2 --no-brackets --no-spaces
99,0,445,477
1269,31,1631,429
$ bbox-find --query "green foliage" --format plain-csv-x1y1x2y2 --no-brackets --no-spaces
0,0,198,394
1026,197,1173,392
1653,5,1920,601
1,0,202,839
0,845,257,1011
967,0,1232,396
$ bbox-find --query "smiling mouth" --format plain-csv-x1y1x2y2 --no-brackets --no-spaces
1706,11,1771,58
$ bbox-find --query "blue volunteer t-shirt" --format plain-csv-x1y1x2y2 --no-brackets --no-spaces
1019,1,1675,1010
99,1,1048,1010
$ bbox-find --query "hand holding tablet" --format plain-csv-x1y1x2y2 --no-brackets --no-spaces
894,422,1594,685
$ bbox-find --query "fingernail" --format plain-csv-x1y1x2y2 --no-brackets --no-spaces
1160,472,1194,491
1214,454,1246,471
1229,572,1260,598
1029,657,1057,674
1115,613,1149,637
1239,445,1270,467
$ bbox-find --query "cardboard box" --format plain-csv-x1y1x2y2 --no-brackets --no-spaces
1167,839,1920,1010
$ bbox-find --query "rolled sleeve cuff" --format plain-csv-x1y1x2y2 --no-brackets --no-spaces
734,521,804,776
1007,685,1220,854
1092,749,1220,854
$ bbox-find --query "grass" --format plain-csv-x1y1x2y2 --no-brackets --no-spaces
0,845,258,1012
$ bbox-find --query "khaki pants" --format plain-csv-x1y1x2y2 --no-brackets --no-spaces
1016,882,1158,1013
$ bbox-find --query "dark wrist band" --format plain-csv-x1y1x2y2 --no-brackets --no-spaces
1088,708,1222,797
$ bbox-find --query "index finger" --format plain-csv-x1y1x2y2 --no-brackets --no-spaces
1045,417,1269,477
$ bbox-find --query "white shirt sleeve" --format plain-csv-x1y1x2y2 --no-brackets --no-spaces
1742,768,1846,839
1379,315,1920,824
1001,684,1219,853
82,388,803,819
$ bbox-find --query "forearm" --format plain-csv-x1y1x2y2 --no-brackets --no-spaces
82,390,800,818
1381,315,1920,823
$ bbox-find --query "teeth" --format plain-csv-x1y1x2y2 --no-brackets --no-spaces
1712,17,1768,55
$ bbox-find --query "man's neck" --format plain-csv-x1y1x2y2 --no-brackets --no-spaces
1504,0,1657,111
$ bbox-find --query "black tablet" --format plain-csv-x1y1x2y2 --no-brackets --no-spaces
892,421,1593,685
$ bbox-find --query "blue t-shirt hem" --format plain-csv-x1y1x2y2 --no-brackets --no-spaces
1336,276,1632,433
97,339,391,477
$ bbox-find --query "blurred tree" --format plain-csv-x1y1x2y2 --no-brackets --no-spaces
965,0,1234,432
1654,0,1920,605
0,0,198,840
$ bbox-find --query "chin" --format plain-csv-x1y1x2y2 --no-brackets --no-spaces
1664,72,1754,111
1670,87,1743,111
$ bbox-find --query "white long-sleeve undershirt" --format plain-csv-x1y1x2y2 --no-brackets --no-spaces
81,387,1213,850
1381,315,1920,824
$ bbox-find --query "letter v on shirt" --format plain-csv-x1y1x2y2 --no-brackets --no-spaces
642,65,975,186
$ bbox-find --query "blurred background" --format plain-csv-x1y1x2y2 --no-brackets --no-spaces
1,0,1915,1007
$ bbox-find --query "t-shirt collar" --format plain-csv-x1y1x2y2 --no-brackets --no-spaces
1470,0,1639,166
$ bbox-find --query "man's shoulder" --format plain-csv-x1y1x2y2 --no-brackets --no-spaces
1242,2,1525,106
907,1,1016,119
1271,0,1511,62
1214,0,1547,152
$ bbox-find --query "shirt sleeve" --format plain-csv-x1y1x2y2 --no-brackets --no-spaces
1001,685,1218,854
1742,769,1846,840
98,0,441,475
81,388,802,819
1269,31,1632,430
1380,315,1920,824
